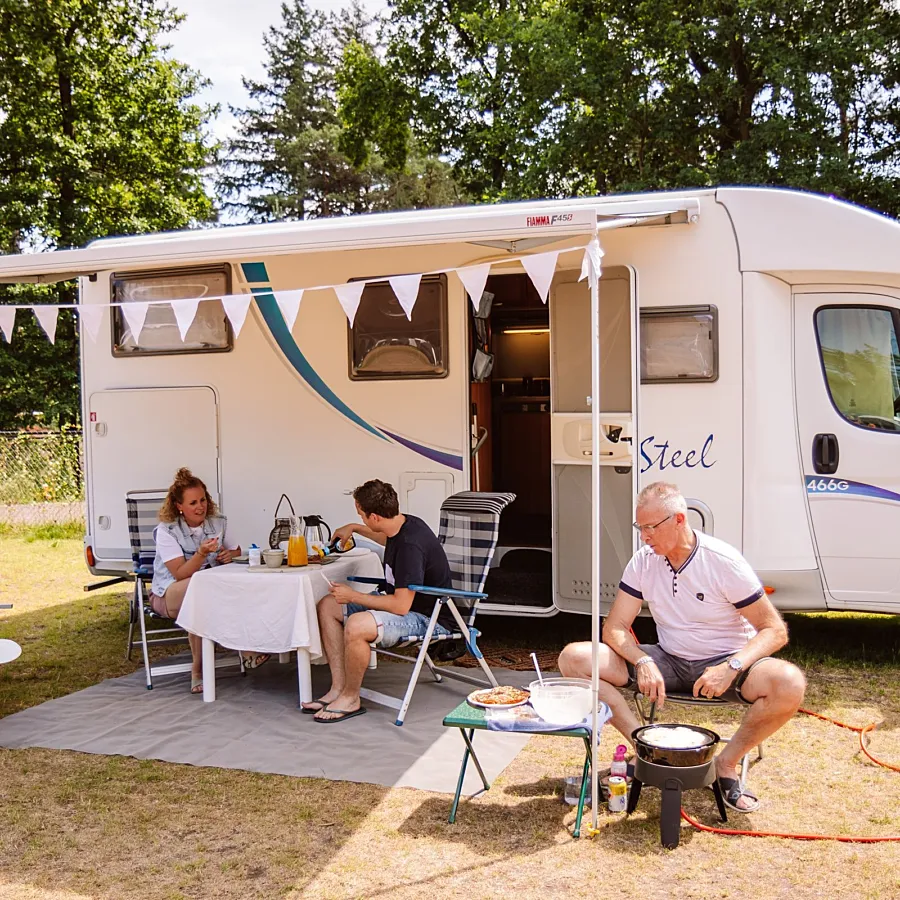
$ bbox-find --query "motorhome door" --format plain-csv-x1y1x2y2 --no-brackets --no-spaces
551,266,636,615
794,292,900,612
87,386,220,565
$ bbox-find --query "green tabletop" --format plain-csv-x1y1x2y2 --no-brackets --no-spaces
442,698,591,738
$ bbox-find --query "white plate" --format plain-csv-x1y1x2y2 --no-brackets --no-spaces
466,688,530,710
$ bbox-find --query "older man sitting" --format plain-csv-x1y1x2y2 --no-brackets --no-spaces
559,481,806,812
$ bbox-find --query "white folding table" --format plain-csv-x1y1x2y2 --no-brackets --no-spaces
176,550,382,703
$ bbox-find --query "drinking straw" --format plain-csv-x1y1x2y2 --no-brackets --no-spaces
530,652,545,685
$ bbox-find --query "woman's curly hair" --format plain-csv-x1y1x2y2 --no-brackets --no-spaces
158,468,219,523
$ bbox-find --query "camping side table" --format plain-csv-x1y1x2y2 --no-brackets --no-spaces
442,700,594,838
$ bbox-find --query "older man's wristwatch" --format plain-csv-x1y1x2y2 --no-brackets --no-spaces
727,656,744,673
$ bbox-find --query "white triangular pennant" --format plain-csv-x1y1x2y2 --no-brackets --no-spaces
222,294,252,339
77,305,103,343
521,251,559,304
171,298,200,341
120,302,149,344
274,289,303,331
456,263,492,312
388,274,422,320
578,237,604,288
33,306,59,343
334,282,366,326
0,307,15,343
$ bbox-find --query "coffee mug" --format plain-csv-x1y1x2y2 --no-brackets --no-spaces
262,549,284,569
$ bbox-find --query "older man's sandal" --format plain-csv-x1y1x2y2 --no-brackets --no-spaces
716,774,760,813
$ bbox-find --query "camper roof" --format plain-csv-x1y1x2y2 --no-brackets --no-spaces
0,186,897,284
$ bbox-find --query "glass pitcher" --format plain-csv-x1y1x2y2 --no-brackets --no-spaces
287,515,308,567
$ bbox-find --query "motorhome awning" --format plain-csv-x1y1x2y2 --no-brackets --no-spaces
0,196,700,285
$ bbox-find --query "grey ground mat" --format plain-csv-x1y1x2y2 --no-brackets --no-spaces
0,656,531,795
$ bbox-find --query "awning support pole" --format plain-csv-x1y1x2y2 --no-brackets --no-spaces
589,237,601,830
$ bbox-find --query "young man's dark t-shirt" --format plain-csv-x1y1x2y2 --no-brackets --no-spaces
383,514,455,627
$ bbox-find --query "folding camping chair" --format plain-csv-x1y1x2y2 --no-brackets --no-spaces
125,490,243,689
352,491,516,726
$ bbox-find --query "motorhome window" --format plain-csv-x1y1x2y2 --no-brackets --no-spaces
111,266,232,356
640,306,718,383
815,305,900,433
349,274,447,379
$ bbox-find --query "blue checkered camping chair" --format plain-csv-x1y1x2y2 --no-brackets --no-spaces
126,490,243,689
351,491,516,726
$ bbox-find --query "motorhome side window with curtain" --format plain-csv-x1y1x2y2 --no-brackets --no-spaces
640,305,718,383
815,305,900,433
111,265,233,356
348,274,448,379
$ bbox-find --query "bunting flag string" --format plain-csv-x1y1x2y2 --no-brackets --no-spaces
0,306,15,343
221,294,252,338
0,238,603,341
388,273,422,320
274,289,303,331
78,305,104,343
333,282,366,326
172,298,200,341
121,301,149,345
33,306,59,344
456,263,492,313
521,250,560,304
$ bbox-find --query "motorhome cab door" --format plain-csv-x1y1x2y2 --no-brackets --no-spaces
794,290,900,613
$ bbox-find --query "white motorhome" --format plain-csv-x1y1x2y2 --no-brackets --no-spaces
2,187,899,617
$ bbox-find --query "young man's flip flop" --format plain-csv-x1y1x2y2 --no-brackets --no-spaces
313,705,367,723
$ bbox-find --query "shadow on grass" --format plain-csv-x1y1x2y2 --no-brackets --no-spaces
395,791,694,857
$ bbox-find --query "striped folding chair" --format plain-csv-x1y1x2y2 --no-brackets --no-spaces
126,491,243,689
126,490,190,689
354,491,516,726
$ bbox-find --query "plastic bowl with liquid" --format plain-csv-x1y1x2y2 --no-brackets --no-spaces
529,677,593,725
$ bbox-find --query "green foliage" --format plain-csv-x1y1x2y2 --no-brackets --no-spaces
350,0,900,213
0,429,84,504
219,0,467,221
0,521,85,542
337,40,411,171
0,0,216,427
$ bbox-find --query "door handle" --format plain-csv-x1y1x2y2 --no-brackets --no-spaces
812,433,839,475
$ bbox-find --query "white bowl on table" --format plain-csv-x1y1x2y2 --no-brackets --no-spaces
529,677,593,725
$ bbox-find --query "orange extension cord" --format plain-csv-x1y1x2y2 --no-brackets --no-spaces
680,708,900,843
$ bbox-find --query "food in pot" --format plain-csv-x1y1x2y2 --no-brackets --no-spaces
638,725,712,749
470,685,530,705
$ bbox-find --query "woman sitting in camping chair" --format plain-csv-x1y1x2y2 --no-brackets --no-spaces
149,467,268,693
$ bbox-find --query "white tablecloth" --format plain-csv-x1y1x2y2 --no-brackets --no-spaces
176,550,383,656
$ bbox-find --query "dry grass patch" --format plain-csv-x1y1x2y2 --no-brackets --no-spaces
1,535,899,899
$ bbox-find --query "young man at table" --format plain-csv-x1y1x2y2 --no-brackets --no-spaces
302,479,455,723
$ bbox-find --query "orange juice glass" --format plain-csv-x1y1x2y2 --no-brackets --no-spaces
287,534,308,566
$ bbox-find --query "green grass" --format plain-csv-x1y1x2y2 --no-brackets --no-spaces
0,520,84,541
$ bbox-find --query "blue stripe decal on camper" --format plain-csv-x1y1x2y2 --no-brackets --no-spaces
242,262,462,470
251,288,386,441
381,430,463,471
806,477,900,504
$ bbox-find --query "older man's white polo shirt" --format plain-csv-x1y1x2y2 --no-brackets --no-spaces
619,531,763,660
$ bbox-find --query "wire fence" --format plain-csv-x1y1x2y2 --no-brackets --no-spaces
0,429,85,526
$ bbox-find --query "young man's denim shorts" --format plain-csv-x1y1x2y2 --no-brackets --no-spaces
343,602,454,649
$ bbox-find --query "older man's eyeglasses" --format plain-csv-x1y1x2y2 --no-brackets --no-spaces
632,514,673,534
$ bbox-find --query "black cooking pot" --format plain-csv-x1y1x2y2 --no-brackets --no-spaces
632,724,720,768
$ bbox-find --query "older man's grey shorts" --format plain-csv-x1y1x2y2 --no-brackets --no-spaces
626,644,773,704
